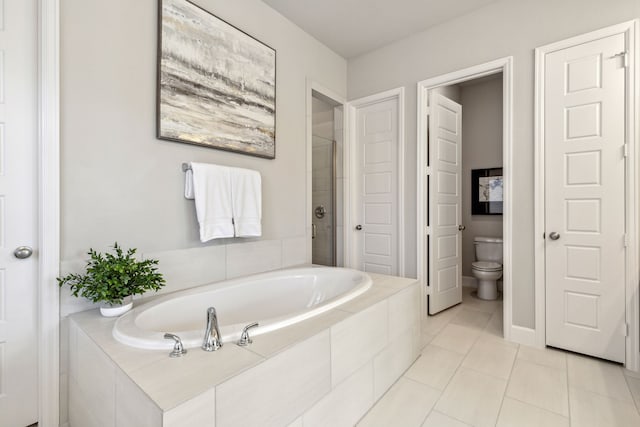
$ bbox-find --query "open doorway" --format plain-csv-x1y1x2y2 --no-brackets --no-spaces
309,88,345,266
427,74,505,326
417,57,514,341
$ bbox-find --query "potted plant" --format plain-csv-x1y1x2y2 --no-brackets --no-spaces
58,243,166,317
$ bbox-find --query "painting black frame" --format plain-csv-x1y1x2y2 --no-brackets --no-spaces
472,168,503,215
156,0,277,159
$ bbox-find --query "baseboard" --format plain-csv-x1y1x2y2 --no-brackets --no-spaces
463,275,503,291
509,325,538,347
462,276,476,288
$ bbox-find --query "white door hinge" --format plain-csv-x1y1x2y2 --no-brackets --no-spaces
426,226,432,236
623,143,628,158
426,166,433,176
622,323,629,337
624,234,630,247
425,107,430,116
425,283,431,295
611,51,629,67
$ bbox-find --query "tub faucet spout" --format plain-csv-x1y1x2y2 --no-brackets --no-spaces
202,307,222,351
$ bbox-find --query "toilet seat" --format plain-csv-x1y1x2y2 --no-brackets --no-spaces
472,261,502,272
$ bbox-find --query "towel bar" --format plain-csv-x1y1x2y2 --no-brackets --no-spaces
182,163,191,172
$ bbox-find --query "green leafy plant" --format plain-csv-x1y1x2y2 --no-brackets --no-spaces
58,243,166,306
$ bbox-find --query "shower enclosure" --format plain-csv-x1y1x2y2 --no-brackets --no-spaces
312,135,336,266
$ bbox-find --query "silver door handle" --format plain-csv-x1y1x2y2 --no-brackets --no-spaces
458,225,466,231
14,246,33,259
355,225,362,231
548,232,560,240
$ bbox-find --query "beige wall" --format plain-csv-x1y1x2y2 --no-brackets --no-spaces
347,0,640,328
431,85,461,104
60,1,346,265
312,97,335,140
459,76,503,277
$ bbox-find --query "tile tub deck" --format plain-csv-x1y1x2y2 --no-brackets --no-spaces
66,272,421,427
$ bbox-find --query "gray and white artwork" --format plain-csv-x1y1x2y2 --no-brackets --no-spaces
158,0,276,158
478,176,503,202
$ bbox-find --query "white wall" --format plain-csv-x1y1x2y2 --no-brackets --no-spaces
347,0,640,328
60,0,347,311
459,75,503,277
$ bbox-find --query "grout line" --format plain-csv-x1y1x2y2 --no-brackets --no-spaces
565,361,572,425
423,301,470,423
504,395,572,420
622,374,640,414
493,344,521,426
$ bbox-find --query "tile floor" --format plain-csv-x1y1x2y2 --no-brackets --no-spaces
357,287,640,427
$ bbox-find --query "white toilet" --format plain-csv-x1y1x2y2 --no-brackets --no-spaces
471,236,503,300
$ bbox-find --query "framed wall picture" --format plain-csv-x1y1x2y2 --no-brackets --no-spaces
157,0,276,159
472,168,503,215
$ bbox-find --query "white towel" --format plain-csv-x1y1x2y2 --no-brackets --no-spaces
230,167,262,237
188,162,235,241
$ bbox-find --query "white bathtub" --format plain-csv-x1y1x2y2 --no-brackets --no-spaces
113,267,372,350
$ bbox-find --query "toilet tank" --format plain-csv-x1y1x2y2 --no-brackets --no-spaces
474,236,503,263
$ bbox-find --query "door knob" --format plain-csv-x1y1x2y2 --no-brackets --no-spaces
314,206,326,219
548,232,560,240
355,225,362,231
458,225,466,231
14,246,33,259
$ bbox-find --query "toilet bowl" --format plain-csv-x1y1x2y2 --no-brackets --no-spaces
471,237,503,301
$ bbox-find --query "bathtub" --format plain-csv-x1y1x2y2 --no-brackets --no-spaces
113,267,372,350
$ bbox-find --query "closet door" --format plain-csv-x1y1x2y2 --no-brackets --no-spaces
544,32,627,362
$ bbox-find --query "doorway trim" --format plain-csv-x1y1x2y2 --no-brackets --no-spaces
534,20,639,371
38,0,61,425
306,80,347,266
346,88,406,275
416,57,514,340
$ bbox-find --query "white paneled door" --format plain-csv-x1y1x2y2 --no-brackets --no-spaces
354,97,399,275
0,0,39,425
544,32,627,362
428,94,463,315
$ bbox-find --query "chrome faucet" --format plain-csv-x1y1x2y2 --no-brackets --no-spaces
202,307,223,351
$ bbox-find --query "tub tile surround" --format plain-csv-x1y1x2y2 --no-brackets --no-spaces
66,273,420,427
60,236,309,318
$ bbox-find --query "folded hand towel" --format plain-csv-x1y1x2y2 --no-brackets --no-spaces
230,167,262,237
190,162,235,241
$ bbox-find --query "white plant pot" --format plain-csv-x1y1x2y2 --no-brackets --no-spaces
100,300,133,317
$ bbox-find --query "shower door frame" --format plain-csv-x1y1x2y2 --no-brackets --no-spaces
311,135,338,266
306,80,348,266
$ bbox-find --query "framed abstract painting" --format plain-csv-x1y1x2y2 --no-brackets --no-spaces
157,0,276,158
472,167,503,215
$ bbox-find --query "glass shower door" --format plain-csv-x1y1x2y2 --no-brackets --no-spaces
311,136,336,266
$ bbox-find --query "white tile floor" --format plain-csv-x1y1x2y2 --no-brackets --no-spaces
357,287,640,427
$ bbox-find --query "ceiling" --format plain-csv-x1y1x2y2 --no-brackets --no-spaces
262,0,499,58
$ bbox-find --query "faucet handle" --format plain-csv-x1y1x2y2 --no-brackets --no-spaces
237,322,259,346
164,333,187,357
